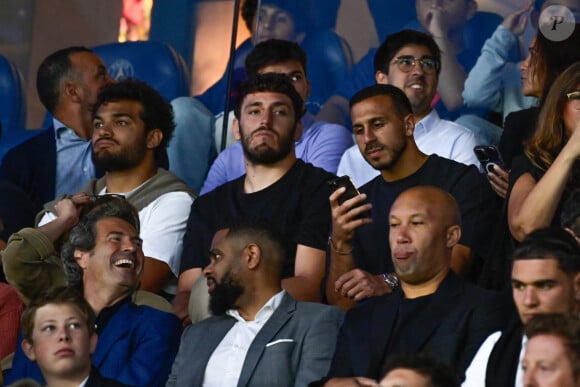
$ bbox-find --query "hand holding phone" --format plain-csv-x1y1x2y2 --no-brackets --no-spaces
327,176,371,219
474,145,505,174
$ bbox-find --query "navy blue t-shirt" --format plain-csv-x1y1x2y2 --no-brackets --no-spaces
352,155,497,274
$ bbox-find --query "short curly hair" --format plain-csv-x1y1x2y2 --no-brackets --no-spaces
92,79,175,165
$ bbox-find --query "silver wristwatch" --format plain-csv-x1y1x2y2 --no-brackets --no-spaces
382,273,399,291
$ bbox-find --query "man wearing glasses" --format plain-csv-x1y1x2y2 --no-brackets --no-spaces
338,29,481,187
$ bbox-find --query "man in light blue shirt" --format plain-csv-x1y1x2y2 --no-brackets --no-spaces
0,46,113,211
53,119,95,198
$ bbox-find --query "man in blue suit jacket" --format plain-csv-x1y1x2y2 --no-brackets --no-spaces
3,196,181,386
167,221,344,387
321,186,510,385
0,46,112,212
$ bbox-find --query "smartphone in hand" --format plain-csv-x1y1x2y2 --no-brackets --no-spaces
474,145,505,174
327,176,361,204
327,176,371,218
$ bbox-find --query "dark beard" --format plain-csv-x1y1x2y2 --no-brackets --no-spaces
241,127,296,165
92,137,147,171
208,275,244,315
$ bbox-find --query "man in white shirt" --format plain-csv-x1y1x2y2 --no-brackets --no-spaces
337,30,480,187
462,227,580,387
38,79,194,298
0,47,114,211
167,221,344,386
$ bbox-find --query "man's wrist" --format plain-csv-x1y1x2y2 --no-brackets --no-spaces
381,272,399,291
328,236,352,255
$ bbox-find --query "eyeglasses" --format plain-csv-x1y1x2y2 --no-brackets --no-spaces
566,91,580,100
392,55,440,73
87,194,126,202
61,193,126,204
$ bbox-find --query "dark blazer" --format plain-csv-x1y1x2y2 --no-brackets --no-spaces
166,293,344,387
6,301,182,387
327,271,511,381
0,128,56,213
86,367,132,387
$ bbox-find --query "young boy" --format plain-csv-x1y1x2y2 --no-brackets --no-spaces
19,287,129,387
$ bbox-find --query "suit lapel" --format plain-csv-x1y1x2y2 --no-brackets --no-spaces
367,293,400,377
92,302,135,368
236,293,294,387
189,317,237,386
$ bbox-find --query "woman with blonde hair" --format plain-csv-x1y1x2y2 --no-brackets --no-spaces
508,61,580,241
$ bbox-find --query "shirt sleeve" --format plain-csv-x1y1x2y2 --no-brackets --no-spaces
139,192,193,276
2,228,67,304
299,123,353,174
295,171,334,251
463,25,518,111
179,196,215,273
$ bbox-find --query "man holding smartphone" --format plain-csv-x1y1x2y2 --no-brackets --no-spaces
337,30,481,187
325,84,496,311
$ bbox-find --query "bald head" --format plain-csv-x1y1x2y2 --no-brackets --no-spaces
393,186,461,227
389,186,462,288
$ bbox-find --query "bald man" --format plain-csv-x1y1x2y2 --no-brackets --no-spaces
322,186,510,385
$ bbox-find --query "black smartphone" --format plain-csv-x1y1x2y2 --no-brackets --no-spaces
327,176,371,219
474,145,505,174
327,176,361,205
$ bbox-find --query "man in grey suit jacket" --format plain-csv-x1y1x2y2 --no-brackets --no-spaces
166,220,344,387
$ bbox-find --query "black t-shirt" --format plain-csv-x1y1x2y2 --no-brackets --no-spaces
353,155,497,274
179,160,334,278
499,107,539,169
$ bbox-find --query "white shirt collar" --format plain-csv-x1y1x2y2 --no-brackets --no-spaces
226,290,285,323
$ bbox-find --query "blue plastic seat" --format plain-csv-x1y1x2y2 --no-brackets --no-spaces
92,40,191,102
0,54,36,161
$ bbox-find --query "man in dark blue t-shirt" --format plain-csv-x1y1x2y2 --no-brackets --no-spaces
326,84,496,311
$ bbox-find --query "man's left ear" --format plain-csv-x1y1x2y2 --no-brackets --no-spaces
245,243,262,270
446,225,461,248
146,129,163,149
466,0,477,21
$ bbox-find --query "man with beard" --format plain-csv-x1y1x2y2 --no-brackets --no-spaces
167,221,343,386
325,84,495,311
175,73,334,324
37,79,194,297
319,186,508,385
337,30,480,187
0,46,114,212
199,39,352,194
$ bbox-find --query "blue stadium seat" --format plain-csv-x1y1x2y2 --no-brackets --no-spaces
0,54,36,161
92,40,191,102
